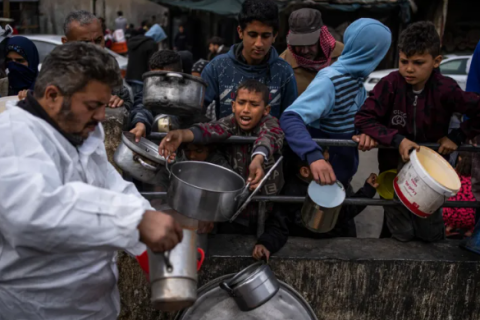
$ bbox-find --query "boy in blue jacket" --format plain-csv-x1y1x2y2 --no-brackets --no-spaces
201,0,298,120
280,18,391,187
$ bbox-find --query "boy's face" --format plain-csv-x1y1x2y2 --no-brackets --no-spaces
185,144,209,162
231,88,270,131
398,51,442,90
237,20,277,64
209,43,219,53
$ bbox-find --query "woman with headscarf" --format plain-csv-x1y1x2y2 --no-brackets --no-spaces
5,36,39,96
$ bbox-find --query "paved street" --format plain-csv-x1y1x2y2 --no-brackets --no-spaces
352,149,384,238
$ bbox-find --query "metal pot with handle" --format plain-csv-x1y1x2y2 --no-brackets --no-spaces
166,157,283,222
301,181,346,233
219,261,280,311
143,71,207,117
113,132,169,184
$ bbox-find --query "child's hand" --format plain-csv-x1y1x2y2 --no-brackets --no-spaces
437,136,458,155
198,221,214,234
252,244,270,261
366,173,379,189
352,133,378,151
159,129,194,162
108,95,124,108
18,89,28,100
310,159,336,185
129,122,146,142
248,155,265,190
399,138,420,162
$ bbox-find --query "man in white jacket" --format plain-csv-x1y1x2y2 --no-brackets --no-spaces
0,42,183,319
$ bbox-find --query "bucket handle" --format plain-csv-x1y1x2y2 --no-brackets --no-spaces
197,248,205,271
163,251,173,272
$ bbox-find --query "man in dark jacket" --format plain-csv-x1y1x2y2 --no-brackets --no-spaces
126,24,166,95
62,10,132,110
355,22,480,242
201,0,298,120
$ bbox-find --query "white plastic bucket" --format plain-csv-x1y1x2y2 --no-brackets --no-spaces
393,146,461,218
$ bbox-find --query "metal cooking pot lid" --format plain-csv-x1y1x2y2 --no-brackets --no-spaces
121,131,166,165
175,274,318,320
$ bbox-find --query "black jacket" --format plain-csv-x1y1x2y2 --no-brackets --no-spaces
126,35,158,82
257,176,377,254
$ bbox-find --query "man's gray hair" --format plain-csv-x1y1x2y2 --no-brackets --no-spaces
34,42,122,98
63,10,97,36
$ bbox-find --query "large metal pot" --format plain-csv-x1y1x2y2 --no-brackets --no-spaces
167,161,246,222
219,261,280,311
301,181,346,233
149,227,198,311
113,132,168,184
143,71,207,117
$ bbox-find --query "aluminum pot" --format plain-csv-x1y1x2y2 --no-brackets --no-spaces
219,261,280,311
301,181,346,233
152,114,172,132
149,227,198,311
143,71,207,117
167,161,246,222
113,132,168,184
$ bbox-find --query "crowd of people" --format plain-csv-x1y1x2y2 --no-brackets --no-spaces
1,0,480,317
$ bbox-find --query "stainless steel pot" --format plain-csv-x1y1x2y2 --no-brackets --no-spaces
301,181,346,233
219,261,280,311
113,132,168,184
152,114,172,132
143,71,207,117
167,161,246,222
149,227,198,311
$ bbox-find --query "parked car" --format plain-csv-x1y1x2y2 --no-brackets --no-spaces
364,54,473,92
22,35,128,76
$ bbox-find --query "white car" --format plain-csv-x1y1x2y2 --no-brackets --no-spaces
364,54,473,92
22,35,128,74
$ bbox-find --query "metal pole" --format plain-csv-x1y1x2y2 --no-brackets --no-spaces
148,133,480,152
140,192,480,208
257,201,267,237
3,0,10,19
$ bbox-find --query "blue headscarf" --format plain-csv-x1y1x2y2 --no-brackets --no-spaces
145,24,167,43
6,36,40,95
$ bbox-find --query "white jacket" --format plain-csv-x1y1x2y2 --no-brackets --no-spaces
0,102,151,319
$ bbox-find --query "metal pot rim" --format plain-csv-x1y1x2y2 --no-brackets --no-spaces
170,161,246,194
306,180,345,208
121,131,167,165
226,261,265,287
143,70,208,87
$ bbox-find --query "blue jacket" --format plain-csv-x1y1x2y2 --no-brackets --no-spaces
201,44,298,119
467,41,480,94
280,18,391,186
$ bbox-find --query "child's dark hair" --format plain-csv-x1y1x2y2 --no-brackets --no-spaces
209,36,224,46
236,79,270,106
238,0,279,34
149,50,182,72
398,21,441,58
456,152,472,177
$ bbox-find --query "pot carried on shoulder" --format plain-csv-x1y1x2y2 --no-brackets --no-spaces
301,181,346,233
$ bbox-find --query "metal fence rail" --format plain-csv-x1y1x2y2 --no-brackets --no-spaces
148,132,480,152
140,192,480,208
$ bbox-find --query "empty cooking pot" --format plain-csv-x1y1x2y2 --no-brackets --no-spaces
301,181,346,233
113,132,168,184
143,71,207,117
219,261,280,311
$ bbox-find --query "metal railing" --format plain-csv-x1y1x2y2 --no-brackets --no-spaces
143,134,480,235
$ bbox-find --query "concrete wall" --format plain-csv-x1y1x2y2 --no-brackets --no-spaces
39,0,167,35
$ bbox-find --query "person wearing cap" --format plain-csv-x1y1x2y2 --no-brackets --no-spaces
280,18,392,188
280,8,344,95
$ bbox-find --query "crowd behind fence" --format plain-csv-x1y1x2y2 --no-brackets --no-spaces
142,134,480,236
